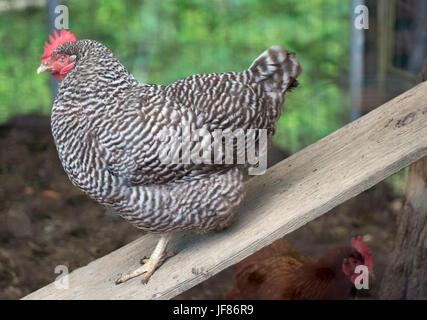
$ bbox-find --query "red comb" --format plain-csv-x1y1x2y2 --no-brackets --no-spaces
41,29,76,63
351,236,373,270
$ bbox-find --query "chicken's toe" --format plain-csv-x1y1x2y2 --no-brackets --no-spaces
115,233,172,285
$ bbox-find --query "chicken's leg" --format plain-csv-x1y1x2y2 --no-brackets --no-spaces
116,233,172,284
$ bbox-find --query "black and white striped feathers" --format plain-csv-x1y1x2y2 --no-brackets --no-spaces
50,40,301,233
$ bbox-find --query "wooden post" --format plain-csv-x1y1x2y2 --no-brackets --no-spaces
349,0,365,120
378,59,427,300
47,0,60,98
378,156,427,299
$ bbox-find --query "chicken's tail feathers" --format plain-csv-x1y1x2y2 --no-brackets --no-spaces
248,46,302,95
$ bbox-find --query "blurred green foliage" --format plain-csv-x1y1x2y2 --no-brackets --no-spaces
0,0,349,152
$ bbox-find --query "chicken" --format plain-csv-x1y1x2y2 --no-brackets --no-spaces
36,29,301,283
227,236,373,300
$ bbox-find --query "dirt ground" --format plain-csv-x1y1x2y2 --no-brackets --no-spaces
0,115,403,300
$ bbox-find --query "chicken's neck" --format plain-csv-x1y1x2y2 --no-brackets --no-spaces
55,48,140,113
50,41,143,204
293,247,356,299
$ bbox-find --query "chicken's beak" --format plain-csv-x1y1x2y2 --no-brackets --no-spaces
37,64,51,74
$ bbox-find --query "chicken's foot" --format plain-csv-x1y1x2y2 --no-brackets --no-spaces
115,233,172,285
140,250,175,265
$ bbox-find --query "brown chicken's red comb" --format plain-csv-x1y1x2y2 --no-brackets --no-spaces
351,236,373,270
41,29,76,63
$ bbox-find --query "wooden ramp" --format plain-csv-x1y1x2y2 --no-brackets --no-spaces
23,81,427,300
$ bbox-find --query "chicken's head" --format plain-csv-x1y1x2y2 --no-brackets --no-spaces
342,236,374,284
37,29,77,81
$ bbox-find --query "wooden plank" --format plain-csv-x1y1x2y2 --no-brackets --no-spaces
23,81,427,300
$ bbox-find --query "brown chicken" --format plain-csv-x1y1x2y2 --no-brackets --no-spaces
227,236,373,300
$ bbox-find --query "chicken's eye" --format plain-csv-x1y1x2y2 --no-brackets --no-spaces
59,55,65,62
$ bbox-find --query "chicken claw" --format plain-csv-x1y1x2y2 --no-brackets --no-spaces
115,233,172,285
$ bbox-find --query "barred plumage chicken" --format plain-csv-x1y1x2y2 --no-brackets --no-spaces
37,29,301,283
